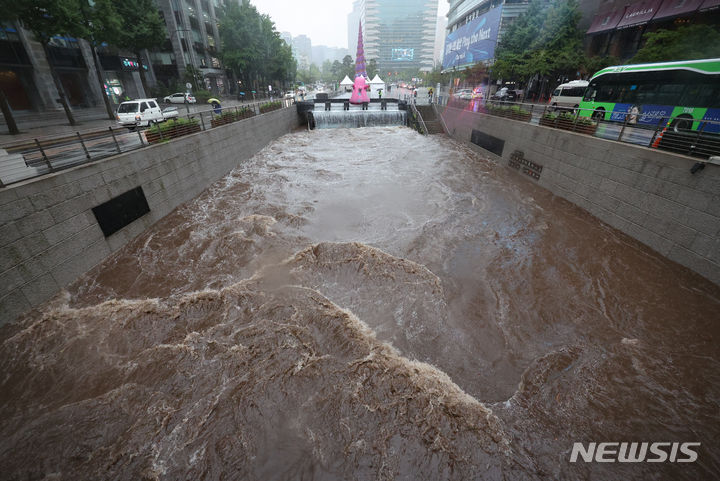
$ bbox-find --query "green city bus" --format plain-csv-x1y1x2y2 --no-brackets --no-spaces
579,58,720,133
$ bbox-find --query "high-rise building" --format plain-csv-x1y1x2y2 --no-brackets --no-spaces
443,0,548,71
348,0,362,54
151,0,228,93
434,15,447,67
293,34,312,70
312,46,351,67
358,0,439,73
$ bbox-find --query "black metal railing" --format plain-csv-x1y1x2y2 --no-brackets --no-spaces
408,103,428,135
446,97,720,159
0,98,294,187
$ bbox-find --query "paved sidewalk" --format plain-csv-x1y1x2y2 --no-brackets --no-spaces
0,97,275,148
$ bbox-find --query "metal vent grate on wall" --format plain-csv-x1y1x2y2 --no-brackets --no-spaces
92,186,150,237
471,129,505,157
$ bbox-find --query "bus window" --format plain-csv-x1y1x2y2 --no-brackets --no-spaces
655,84,684,106
680,83,720,108
634,83,658,104
583,84,597,102
596,84,617,102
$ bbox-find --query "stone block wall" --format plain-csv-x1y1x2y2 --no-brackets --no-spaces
441,106,720,285
0,107,301,325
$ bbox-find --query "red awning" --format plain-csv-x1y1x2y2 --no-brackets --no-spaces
616,0,664,28
586,8,625,34
654,0,703,20
699,0,720,10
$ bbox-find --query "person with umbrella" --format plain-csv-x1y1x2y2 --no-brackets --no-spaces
208,97,222,114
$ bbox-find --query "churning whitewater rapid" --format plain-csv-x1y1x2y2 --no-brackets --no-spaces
1,127,719,480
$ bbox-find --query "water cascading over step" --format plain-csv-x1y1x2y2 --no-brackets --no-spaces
311,110,407,129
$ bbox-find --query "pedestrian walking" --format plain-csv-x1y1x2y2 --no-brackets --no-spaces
428,88,433,104
208,98,222,114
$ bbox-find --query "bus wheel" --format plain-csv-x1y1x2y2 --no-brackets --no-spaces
671,115,693,133
591,108,605,121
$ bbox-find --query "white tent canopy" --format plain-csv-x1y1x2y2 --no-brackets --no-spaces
369,74,385,97
340,75,353,86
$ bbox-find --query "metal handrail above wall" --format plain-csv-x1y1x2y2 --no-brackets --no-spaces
0,98,295,187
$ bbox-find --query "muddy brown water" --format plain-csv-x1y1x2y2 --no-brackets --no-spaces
1,127,719,480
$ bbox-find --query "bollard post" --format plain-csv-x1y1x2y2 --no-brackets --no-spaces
76,132,91,161
35,138,53,171
618,114,629,142
571,109,581,132
690,121,707,156
108,126,121,153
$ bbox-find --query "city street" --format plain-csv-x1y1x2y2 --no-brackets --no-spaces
0,97,277,149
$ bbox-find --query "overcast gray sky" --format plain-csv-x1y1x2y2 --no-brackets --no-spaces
254,0,449,49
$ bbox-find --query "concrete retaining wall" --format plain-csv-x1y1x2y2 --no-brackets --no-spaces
441,106,720,285
0,107,301,325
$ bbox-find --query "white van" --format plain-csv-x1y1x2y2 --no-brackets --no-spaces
116,98,164,130
549,80,588,111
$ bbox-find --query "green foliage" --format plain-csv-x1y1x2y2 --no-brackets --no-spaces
147,117,199,134
493,0,609,87
367,59,378,78
112,0,166,53
193,89,213,104
259,100,282,113
425,65,450,86
182,65,204,90
584,55,620,76
486,104,532,118
219,0,296,90
542,111,593,125
342,55,354,79
631,25,720,64
0,0,86,43
212,106,253,122
81,0,122,47
297,64,321,85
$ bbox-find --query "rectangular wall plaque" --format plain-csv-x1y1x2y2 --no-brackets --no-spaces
92,186,150,237
508,150,543,181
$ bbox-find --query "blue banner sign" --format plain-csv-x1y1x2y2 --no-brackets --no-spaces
611,103,677,126
702,108,720,134
443,6,502,70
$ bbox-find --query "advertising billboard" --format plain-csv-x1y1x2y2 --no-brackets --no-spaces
443,6,502,70
392,48,414,61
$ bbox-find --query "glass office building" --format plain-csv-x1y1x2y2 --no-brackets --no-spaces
444,0,548,71
359,0,439,72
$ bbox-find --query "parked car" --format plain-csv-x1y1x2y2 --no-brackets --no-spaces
491,87,523,102
163,92,196,104
116,98,164,130
456,89,473,100
162,107,179,120
283,91,295,99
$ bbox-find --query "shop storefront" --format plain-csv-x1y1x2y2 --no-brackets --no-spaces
99,53,145,103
